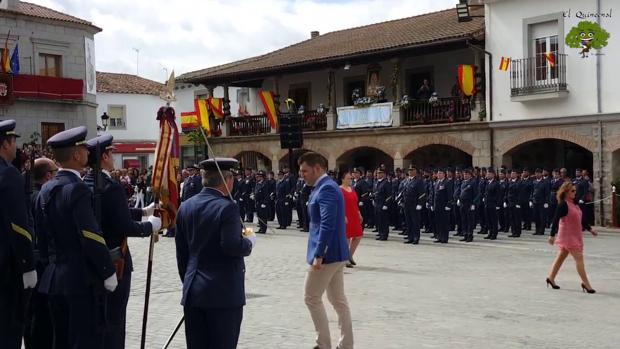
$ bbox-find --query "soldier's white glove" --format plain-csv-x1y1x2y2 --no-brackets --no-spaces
496,207,500,210
426,203,430,209
516,205,521,209
457,199,461,207
470,205,476,211
529,201,534,208
359,202,364,207
416,205,422,211
247,234,257,248
431,206,435,212
445,206,451,211
104,274,118,292
503,202,508,208
239,198,244,202
250,194,255,200
284,202,289,206
261,204,267,208
233,200,237,204
23,270,37,289
146,187,151,193
544,203,549,208
579,200,584,204
143,202,156,216
483,198,486,203
148,215,162,233
382,205,388,210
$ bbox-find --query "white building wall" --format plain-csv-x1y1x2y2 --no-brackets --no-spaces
486,0,618,120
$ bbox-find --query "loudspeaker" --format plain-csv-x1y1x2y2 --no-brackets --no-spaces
279,113,303,149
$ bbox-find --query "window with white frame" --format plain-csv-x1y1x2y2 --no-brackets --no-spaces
530,20,559,82
107,105,126,129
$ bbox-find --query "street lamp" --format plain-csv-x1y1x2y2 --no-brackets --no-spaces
456,0,484,23
101,112,110,131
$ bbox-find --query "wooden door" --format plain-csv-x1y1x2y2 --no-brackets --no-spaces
41,122,65,145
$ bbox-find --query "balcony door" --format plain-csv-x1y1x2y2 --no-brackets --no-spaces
41,122,65,145
533,35,559,83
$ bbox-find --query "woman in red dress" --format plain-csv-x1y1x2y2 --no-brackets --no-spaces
340,172,363,268
546,181,598,293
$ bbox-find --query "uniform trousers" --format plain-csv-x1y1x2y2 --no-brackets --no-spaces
510,206,522,236
238,198,246,220
521,202,532,230
404,206,421,243
0,285,25,349
244,199,254,222
257,204,268,233
374,205,389,239
184,306,243,349
103,265,131,349
50,292,105,349
24,289,53,349
276,199,287,227
533,203,546,235
459,204,475,239
435,209,450,243
485,204,499,238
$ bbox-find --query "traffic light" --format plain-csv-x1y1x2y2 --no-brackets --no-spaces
279,113,303,149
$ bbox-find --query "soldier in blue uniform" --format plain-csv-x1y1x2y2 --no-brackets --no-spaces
458,168,477,242
0,120,37,349
300,179,313,232
520,168,534,231
572,168,590,230
433,168,453,243
506,169,523,238
175,158,255,349
83,134,162,349
364,169,375,229
548,169,563,229
181,165,202,202
275,171,291,229
423,168,436,236
242,168,256,223
498,169,510,233
475,167,488,235
282,168,295,228
253,171,269,234
352,168,371,229
234,172,245,219
34,126,118,348
484,168,501,240
403,165,425,244
373,166,391,241
266,171,276,221
294,174,305,228
530,168,550,235
452,168,463,237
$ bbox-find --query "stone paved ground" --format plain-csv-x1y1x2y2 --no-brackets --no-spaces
125,222,620,349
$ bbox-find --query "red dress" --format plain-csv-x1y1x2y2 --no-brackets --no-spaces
341,187,363,238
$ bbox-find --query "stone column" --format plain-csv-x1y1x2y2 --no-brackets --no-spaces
393,152,404,170
272,153,280,173
326,70,337,131
221,117,230,137
391,104,402,128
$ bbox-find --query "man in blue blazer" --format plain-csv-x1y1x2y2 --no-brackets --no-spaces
299,152,353,349
175,158,256,349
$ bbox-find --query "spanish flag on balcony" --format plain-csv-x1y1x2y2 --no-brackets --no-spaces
499,57,510,71
180,112,199,131
208,98,225,119
194,98,211,135
258,90,278,129
545,52,556,67
458,64,476,97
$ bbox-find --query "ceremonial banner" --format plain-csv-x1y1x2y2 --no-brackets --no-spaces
208,98,225,119
152,106,180,228
180,112,199,131
2,37,11,73
499,57,510,71
458,64,476,97
258,90,278,129
545,52,556,67
10,43,19,75
194,98,211,135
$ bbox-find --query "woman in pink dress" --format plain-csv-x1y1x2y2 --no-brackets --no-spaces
340,172,363,268
546,182,598,293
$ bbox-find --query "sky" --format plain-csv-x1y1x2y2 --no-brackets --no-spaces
30,0,459,82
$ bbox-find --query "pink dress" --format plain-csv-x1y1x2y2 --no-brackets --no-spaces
555,201,584,252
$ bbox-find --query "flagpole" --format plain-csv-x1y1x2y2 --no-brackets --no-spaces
140,207,157,349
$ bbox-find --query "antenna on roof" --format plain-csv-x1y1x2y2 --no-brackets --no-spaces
132,47,140,76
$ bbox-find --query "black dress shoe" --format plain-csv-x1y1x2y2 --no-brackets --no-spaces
403,240,414,244
483,235,492,239
349,258,356,266
412,241,419,244
276,226,286,229
433,240,442,243
459,237,468,242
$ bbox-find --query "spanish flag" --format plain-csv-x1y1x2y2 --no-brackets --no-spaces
1,39,11,73
458,65,476,97
545,52,556,67
194,99,211,135
499,57,510,72
258,91,278,129
208,98,224,119
180,112,199,131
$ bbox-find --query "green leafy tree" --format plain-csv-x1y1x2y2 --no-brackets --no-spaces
565,20,610,49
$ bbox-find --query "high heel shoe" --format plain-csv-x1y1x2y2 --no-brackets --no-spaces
581,283,596,294
546,278,560,290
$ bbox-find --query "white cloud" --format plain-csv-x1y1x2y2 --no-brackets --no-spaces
29,0,458,82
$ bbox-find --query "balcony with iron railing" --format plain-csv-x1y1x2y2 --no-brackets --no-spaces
402,97,472,125
226,110,327,136
510,53,568,101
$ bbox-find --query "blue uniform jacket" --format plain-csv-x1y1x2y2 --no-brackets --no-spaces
175,188,253,309
306,175,349,265
485,179,502,208
531,178,550,204
35,171,115,295
459,179,476,205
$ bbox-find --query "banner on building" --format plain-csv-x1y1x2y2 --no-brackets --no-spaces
458,65,476,97
499,57,510,71
84,37,97,95
180,111,199,131
258,90,278,129
208,98,224,119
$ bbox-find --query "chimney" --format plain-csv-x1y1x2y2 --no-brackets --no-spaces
311,31,320,39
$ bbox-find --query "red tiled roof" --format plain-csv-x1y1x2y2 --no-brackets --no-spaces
1,1,101,31
178,7,484,84
96,72,164,95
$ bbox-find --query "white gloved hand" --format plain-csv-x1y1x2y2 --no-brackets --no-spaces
503,202,508,208
470,205,476,211
247,234,257,248
426,203,430,209
416,205,422,211
516,205,521,209
529,201,534,208
359,202,364,207
261,204,267,208
445,206,451,211
496,207,500,210
143,202,156,216
148,215,162,233
284,202,289,206
483,198,486,203
233,200,237,204
431,206,435,212
579,200,584,204
104,274,118,292
239,198,244,202
382,205,388,210
457,199,461,207
23,270,37,289
544,203,549,208
146,187,151,193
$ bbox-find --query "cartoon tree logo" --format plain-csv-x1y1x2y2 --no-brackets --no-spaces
565,21,610,58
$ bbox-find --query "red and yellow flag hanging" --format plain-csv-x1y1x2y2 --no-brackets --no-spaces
152,106,180,229
180,111,199,131
194,98,211,135
208,98,225,119
458,65,476,97
258,91,278,129
545,52,556,67
499,57,510,71
1,37,12,73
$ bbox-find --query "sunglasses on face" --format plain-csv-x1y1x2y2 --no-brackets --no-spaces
570,189,576,193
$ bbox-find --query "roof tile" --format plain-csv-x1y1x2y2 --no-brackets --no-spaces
1,1,100,31
96,72,164,95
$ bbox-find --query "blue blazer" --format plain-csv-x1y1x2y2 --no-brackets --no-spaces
306,175,350,265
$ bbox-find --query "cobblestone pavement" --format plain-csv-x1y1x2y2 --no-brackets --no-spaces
125,222,620,349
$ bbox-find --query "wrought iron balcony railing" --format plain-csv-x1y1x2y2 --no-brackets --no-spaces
510,54,567,97
402,97,472,125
